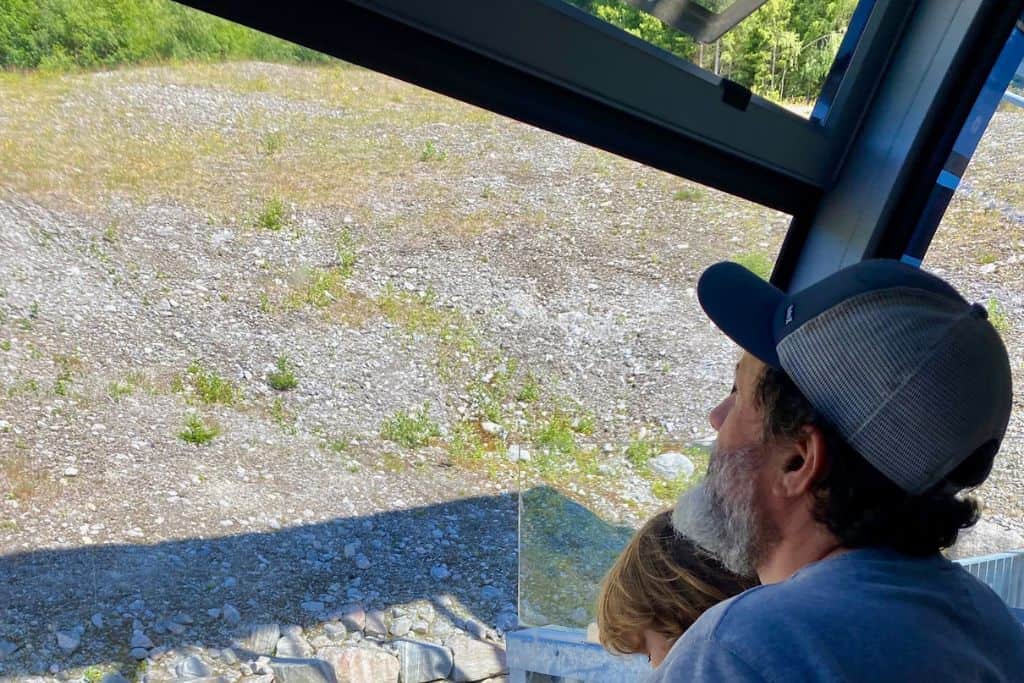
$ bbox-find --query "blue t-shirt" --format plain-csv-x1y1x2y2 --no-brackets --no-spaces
646,548,1024,682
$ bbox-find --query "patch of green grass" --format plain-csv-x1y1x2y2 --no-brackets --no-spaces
336,229,358,275
380,402,441,448
107,379,134,401
987,298,1011,335
186,361,238,405
651,473,691,502
419,140,446,162
735,251,773,280
516,374,541,403
257,291,272,314
267,355,298,391
270,397,297,435
625,435,659,471
672,187,703,202
288,266,349,308
262,131,285,155
978,252,998,266
83,666,104,683
6,378,40,398
0,340,11,352
328,437,350,453
534,414,577,457
102,221,119,245
179,414,220,445
381,452,407,473
52,354,80,397
256,198,286,231
448,421,489,465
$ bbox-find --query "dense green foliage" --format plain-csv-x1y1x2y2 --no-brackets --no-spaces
568,0,858,101
0,0,329,70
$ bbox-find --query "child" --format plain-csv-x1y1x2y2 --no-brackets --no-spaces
596,509,755,667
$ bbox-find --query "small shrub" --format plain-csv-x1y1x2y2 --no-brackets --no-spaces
329,438,350,453
187,361,238,405
988,298,1011,335
380,403,441,448
573,413,596,435
270,397,297,434
267,355,298,391
258,292,272,313
448,421,488,465
256,198,286,231
102,222,119,245
735,251,773,280
179,414,220,445
419,140,446,162
83,667,104,683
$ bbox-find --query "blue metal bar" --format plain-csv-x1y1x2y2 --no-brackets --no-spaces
903,22,1024,263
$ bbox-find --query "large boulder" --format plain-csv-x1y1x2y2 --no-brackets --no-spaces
446,635,507,682
319,645,399,683
392,639,454,683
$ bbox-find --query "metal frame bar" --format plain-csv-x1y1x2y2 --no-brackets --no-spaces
622,0,770,44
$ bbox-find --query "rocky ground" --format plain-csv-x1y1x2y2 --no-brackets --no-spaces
0,62,1021,682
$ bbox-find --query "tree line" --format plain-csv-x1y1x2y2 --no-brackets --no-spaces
1,0,856,102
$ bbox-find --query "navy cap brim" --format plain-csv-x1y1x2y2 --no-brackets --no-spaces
697,261,785,368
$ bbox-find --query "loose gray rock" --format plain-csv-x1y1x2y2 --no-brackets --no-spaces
506,445,530,462
389,617,412,638
130,632,154,649
364,610,387,637
649,451,695,480
175,654,212,679
324,623,347,640
222,604,241,625
481,585,502,601
130,647,150,660
239,624,281,656
100,673,130,683
392,639,453,683
90,613,104,629
337,605,365,632
355,554,371,570
275,634,313,658
55,631,80,653
0,640,18,659
301,601,325,614
221,649,238,665
430,564,450,580
269,658,337,683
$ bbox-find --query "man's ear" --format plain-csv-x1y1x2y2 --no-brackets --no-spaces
775,425,828,498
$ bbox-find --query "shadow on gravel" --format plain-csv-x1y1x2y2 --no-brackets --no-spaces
0,492,521,676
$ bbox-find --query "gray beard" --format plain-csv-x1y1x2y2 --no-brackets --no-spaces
672,442,775,577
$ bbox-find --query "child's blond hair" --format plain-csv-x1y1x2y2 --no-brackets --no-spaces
596,509,755,655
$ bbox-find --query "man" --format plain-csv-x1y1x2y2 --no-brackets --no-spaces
649,259,1024,681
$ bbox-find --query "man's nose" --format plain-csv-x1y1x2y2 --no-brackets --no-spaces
709,395,733,431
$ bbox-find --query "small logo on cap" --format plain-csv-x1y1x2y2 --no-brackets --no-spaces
785,304,794,325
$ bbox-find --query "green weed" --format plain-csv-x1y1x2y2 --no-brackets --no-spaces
380,403,441,448
978,252,998,266
625,435,659,471
336,230,358,277
0,340,10,352
256,198,286,231
381,452,407,473
267,355,298,391
419,140,446,162
107,380,134,401
186,361,238,405
179,414,220,445
534,415,577,457
270,397,297,435
516,374,541,403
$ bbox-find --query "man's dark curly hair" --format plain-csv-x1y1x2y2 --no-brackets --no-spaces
755,364,994,555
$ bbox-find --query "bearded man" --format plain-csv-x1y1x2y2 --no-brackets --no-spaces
650,259,1024,682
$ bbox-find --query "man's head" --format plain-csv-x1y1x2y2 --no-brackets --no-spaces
674,259,1012,577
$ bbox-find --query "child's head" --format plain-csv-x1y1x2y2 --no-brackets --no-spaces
597,509,755,665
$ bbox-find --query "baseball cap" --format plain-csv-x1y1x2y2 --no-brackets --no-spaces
697,258,1012,495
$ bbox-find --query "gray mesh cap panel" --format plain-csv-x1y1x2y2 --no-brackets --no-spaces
776,287,1012,494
